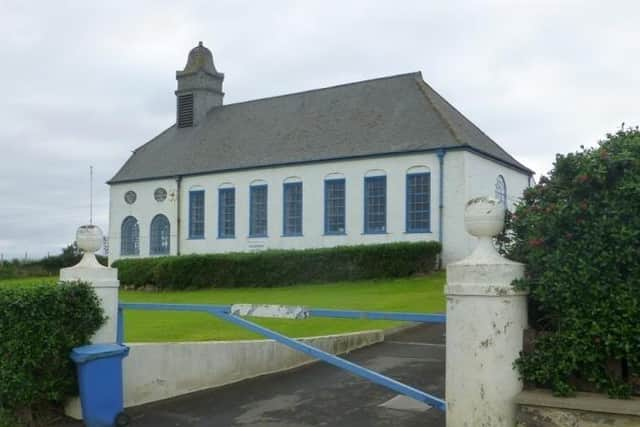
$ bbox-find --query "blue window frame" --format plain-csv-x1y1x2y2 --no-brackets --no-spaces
406,173,431,233
324,179,346,234
218,188,235,238
150,214,170,255
189,190,205,239
249,185,268,237
121,216,139,256
364,176,387,234
283,182,303,236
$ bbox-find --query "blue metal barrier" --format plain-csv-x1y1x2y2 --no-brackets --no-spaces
117,302,446,412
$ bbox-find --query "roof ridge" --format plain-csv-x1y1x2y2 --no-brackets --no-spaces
414,78,464,146
415,77,532,173
220,71,422,110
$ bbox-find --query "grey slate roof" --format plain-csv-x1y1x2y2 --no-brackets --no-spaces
109,72,532,184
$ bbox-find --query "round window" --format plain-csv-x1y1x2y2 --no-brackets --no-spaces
124,191,137,205
154,188,167,202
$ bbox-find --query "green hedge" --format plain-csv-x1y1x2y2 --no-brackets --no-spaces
0,282,105,422
113,241,441,289
505,127,640,397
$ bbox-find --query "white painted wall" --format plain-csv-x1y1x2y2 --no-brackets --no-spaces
108,150,531,266
440,150,467,265
459,152,531,257
109,153,443,261
109,177,179,261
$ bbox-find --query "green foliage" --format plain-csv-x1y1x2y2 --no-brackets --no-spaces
0,243,107,280
114,242,441,290
0,282,105,420
506,127,640,397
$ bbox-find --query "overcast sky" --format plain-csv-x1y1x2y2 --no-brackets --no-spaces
0,0,638,260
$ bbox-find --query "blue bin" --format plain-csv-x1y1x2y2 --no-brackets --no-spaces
71,343,130,427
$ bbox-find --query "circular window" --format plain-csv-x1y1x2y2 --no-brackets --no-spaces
124,191,137,205
154,188,167,202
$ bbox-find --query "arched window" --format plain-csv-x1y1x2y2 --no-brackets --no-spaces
150,214,170,255
364,170,387,234
121,216,139,256
495,175,507,206
324,173,346,235
406,166,431,233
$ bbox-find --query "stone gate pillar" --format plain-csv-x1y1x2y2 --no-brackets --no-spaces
60,225,119,344
445,197,528,426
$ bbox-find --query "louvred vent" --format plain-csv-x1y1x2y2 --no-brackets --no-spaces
177,94,194,128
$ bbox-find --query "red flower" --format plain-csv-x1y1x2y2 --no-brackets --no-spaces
577,174,589,183
529,238,544,248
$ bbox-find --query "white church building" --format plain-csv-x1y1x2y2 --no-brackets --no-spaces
108,42,533,265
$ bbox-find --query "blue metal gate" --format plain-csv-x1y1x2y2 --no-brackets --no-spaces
117,303,446,412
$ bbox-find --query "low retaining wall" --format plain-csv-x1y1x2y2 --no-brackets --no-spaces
124,329,383,408
516,389,640,427
66,329,384,418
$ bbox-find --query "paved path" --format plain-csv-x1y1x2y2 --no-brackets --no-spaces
68,324,446,426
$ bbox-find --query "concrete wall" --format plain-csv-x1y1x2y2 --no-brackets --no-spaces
516,390,640,427
122,330,384,408
108,150,531,266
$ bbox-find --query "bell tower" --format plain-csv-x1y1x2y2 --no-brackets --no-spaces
175,41,224,128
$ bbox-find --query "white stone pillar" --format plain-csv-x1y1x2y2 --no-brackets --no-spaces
60,225,119,344
445,197,528,427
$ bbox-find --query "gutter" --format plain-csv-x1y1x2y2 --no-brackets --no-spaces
175,175,182,256
436,148,446,268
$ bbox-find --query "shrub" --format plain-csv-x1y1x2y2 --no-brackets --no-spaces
0,282,105,422
114,241,441,289
506,127,640,397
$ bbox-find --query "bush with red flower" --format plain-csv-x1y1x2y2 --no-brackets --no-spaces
505,127,640,397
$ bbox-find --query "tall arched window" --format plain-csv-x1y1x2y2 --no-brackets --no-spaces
406,166,431,233
121,216,139,256
495,175,507,206
150,214,170,255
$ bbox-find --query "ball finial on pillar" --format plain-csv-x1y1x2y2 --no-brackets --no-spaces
74,225,105,268
462,197,508,263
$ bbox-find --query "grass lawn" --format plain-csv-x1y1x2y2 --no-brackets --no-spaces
0,273,445,342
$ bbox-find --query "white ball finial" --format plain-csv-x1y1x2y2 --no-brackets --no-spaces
76,225,104,254
464,197,505,238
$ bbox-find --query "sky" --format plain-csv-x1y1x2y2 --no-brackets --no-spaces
0,0,638,260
